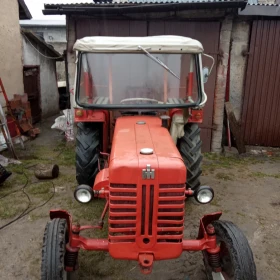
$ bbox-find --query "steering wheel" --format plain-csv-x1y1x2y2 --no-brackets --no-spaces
120,98,160,104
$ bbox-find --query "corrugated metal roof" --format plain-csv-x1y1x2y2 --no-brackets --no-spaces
117,0,243,2
246,0,280,5
117,0,245,2
43,0,247,16
248,2,280,5
45,0,245,5
43,0,247,15
44,0,280,5
44,1,93,4
239,3,280,16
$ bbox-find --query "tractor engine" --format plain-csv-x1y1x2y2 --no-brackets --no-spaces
107,116,186,270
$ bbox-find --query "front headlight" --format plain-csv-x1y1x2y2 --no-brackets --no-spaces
74,184,93,203
194,186,214,204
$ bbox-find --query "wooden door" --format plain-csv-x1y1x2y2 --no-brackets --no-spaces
23,66,41,123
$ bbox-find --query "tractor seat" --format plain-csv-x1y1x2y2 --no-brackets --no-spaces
167,98,185,104
92,97,109,104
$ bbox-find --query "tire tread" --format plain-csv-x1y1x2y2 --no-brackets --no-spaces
41,218,68,280
210,220,257,280
76,122,100,186
178,123,202,190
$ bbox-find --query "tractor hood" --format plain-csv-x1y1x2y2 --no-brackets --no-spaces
109,116,186,185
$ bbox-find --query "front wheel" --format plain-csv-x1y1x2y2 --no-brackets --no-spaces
41,218,70,280
204,220,257,280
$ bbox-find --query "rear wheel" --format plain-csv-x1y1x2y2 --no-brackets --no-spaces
178,123,202,190
41,218,70,280
76,122,100,186
204,220,257,280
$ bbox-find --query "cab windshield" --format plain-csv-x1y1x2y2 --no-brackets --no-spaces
76,52,202,109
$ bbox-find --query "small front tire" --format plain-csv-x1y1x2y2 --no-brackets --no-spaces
41,218,70,280
204,220,257,280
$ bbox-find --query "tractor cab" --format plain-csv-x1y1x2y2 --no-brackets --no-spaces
74,35,211,111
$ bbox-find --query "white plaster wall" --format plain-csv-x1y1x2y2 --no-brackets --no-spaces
51,42,66,81
22,36,59,118
30,26,67,44
230,20,250,121
20,26,66,82
0,0,24,104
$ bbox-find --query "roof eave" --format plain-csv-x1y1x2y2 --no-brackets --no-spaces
43,1,247,16
21,29,64,61
239,5,280,16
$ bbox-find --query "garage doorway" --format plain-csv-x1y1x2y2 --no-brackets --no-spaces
23,66,42,123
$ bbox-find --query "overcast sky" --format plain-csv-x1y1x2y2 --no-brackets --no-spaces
25,0,90,20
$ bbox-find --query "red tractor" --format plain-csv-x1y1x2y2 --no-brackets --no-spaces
41,36,256,280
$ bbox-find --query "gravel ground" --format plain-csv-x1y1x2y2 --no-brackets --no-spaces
0,116,279,280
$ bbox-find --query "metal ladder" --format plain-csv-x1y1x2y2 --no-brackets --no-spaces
0,78,24,159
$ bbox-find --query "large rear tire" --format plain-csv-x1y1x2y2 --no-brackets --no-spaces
178,123,202,190
76,122,100,187
41,218,70,280
204,220,257,280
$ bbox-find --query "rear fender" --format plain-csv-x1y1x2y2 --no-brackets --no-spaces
169,108,203,123
74,109,109,123
197,212,222,239
74,109,109,152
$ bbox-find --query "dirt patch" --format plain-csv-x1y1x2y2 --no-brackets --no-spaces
1,116,280,280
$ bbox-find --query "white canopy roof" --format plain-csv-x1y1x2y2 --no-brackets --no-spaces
73,35,204,54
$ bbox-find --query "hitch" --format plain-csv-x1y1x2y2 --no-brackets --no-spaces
138,253,154,274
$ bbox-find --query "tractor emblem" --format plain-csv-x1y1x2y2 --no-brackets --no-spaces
142,164,155,179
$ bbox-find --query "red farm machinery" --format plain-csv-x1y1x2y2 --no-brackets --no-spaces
41,36,256,280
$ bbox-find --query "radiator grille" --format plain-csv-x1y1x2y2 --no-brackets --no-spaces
157,184,185,243
109,184,137,243
140,185,154,236
109,183,185,244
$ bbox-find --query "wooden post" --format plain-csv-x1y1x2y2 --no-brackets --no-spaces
211,16,233,153
225,101,246,154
